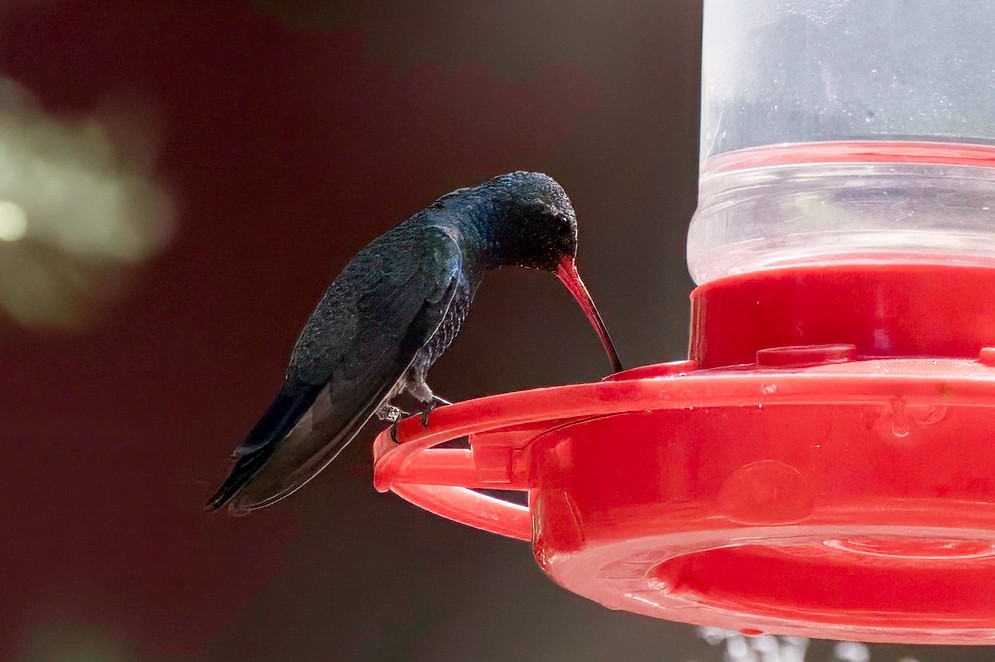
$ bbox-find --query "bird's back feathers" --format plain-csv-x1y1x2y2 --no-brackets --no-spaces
207,222,465,513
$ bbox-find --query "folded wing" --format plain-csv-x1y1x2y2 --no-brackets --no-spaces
207,225,462,514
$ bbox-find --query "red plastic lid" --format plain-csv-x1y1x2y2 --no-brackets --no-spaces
702,140,995,174
373,265,995,644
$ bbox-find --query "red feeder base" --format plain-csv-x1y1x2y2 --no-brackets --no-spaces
373,264,995,644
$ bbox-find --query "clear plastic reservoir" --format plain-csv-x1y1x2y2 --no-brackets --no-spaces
687,0,995,284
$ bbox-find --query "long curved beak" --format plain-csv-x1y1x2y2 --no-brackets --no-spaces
556,256,623,373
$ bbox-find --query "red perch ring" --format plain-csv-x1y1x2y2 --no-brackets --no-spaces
374,263,995,644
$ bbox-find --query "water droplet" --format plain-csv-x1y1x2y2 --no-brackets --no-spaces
834,641,870,662
906,404,947,425
891,398,910,437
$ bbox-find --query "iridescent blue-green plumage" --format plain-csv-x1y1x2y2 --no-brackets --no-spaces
207,171,616,514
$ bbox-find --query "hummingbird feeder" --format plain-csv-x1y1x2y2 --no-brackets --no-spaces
373,0,995,644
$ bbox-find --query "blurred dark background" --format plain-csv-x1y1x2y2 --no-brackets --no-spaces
0,1,982,661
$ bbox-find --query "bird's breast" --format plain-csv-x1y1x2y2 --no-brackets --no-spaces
420,278,474,368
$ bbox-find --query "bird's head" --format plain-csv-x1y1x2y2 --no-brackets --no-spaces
485,171,578,272
482,171,622,373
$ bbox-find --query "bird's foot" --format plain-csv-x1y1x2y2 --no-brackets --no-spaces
376,403,408,423
378,404,410,443
419,395,452,427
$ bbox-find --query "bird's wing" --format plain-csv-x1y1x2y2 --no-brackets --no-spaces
208,226,463,514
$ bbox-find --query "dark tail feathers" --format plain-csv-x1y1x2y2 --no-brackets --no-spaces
205,446,275,512
205,382,321,512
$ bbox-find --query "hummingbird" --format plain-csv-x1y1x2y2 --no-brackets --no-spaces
206,171,622,514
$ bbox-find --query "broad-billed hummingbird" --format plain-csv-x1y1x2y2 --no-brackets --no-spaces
207,171,622,514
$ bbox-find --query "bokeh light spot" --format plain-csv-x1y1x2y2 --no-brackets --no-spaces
0,79,174,329
0,200,27,241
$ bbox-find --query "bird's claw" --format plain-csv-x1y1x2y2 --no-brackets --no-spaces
419,395,452,427
380,404,407,442
381,397,450,436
